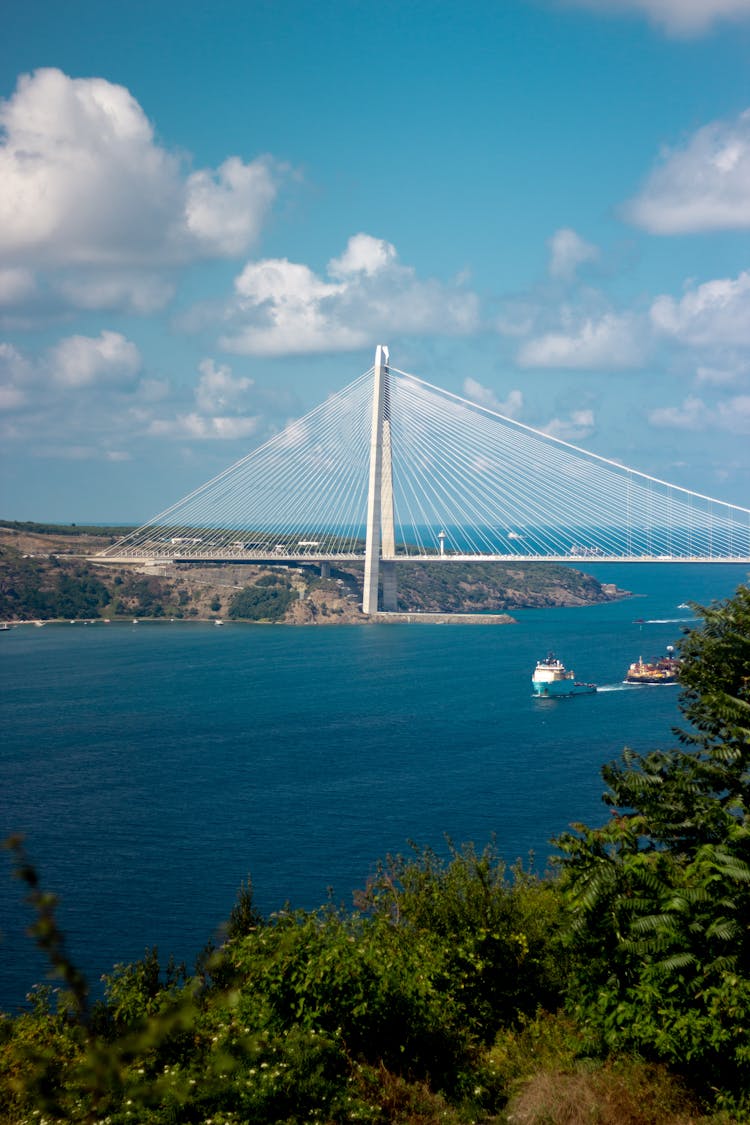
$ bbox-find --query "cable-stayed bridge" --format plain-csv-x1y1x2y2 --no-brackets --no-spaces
98,346,750,613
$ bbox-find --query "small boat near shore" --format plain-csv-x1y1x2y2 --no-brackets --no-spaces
532,654,597,698
625,646,681,685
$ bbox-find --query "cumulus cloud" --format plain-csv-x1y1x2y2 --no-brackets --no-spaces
54,272,175,314
547,228,599,280
194,358,254,414
219,233,480,356
148,412,260,441
146,357,260,441
0,269,36,306
184,156,279,257
328,233,399,278
0,344,30,410
626,110,750,234
0,333,165,465
717,394,750,432
649,394,750,434
0,342,33,410
542,409,596,442
2,333,263,456
46,331,141,388
463,378,524,418
649,395,706,429
517,311,644,368
0,384,26,410
696,361,749,385
650,271,750,347
0,68,282,270
560,0,750,37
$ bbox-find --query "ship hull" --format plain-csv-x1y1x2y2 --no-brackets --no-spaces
625,674,678,685
532,680,597,698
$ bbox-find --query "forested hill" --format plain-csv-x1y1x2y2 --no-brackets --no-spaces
391,560,623,613
0,522,627,622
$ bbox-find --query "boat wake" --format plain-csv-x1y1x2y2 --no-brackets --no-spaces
596,683,635,692
644,617,695,624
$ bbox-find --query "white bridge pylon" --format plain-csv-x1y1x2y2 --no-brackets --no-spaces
98,345,750,612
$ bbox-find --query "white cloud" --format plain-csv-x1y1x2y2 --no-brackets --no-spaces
517,312,644,368
547,228,598,280
650,271,750,347
145,358,260,442
463,378,524,418
0,268,36,305
235,258,339,306
649,393,750,434
696,362,748,385
184,156,278,257
626,110,750,233
148,412,260,441
47,331,142,388
0,384,26,410
220,234,480,356
195,358,254,414
560,0,750,37
0,68,282,270
55,272,175,313
542,409,596,441
0,342,32,409
0,341,33,382
328,233,398,278
716,394,750,433
649,395,706,429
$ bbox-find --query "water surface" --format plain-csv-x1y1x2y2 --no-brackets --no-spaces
1,562,747,1010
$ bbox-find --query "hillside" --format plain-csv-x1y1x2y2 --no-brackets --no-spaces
0,523,628,623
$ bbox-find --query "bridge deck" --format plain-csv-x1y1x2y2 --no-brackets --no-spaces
93,552,750,566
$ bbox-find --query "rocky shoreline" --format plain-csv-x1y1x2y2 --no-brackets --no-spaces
0,524,631,625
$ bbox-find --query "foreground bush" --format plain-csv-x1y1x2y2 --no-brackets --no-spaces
3,585,750,1122
557,585,750,1112
0,840,566,1124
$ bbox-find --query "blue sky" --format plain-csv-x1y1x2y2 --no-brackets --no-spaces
2,0,750,521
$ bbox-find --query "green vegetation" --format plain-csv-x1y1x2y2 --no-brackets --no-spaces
0,544,179,621
391,560,620,613
0,548,111,620
0,520,135,539
228,575,296,621
2,585,748,1122
557,583,750,1110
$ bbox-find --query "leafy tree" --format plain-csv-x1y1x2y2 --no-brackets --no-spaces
355,840,566,1041
557,584,750,1103
228,580,295,622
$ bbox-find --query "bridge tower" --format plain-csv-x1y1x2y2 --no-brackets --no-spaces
362,344,397,614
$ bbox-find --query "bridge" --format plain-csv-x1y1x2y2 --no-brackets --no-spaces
97,345,750,613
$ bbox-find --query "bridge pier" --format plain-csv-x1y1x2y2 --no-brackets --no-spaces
320,561,331,579
363,344,396,614
381,560,398,611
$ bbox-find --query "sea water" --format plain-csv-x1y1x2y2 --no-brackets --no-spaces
1,562,748,1011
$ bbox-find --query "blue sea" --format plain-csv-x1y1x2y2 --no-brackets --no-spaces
1,562,748,1012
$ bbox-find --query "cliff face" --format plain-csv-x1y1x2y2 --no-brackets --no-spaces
0,525,629,623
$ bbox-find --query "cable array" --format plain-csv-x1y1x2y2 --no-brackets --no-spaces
100,369,375,559
387,369,750,560
99,361,750,562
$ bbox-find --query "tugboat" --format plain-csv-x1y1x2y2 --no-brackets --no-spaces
532,654,597,698
625,645,680,685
